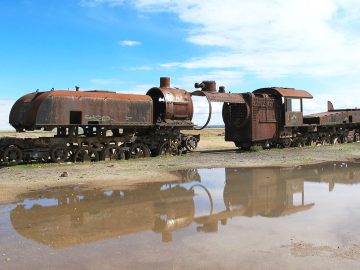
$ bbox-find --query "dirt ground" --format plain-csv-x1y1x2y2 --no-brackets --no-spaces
1,128,360,204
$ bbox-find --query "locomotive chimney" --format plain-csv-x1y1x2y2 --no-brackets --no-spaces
75,86,80,91
194,81,217,92
160,77,171,88
219,86,225,93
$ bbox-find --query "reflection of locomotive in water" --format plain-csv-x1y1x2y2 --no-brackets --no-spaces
0,77,200,165
11,163,359,248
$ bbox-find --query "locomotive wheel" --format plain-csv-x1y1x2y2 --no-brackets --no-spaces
319,137,331,145
73,147,99,163
354,133,360,142
281,138,292,148
184,136,198,152
291,139,304,148
340,136,349,144
157,141,178,156
101,146,125,161
331,137,340,144
2,145,23,165
50,145,70,163
130,143,151,159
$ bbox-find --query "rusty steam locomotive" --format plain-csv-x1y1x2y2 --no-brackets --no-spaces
1,77,360,166
0,77,200,165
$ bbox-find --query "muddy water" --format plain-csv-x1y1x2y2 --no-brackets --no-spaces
1,163,360,269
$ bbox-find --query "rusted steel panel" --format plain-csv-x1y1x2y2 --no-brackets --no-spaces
304,109,360,125
251,94,279,141
223,93,280,145
10,90,153,130
285,111,303,126
254,87,313,99
147,78,193,122
191,90,245,103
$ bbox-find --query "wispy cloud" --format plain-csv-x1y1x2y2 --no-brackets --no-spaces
80,0,360,78
178,70,244,91
79,0,124,8
129,65,152,71
134,0,360,78
118,40,141,46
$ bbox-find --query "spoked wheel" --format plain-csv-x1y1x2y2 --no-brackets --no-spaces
318,137,331,146
130,143,151,159
2,145,23,165
73,147,99,163
354,133,360,142
50,144,70,163
281,138,292,148
331,137,340,145
184,136,198,152
100,146,125,161
340,135,349,144
291,139,304,147
157,141,179,156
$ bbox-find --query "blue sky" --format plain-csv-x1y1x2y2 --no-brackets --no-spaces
1,0,360,129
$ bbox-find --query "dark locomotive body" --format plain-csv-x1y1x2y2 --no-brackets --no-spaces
222,87,360,148
0,77,199,165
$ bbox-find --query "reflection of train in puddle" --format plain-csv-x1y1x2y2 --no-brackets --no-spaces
10,163,360,248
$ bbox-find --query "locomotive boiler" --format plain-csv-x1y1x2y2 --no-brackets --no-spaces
0,77,199,165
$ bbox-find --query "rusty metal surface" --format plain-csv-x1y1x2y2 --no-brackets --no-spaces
254,87,313,99
10,90,153,130
304,109,360,125
191,90,245,103
284,111,303,127
194,81,217,92
147,77,193,122
223,93,280,146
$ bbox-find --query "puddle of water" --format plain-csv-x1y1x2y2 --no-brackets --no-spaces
1,163,360,269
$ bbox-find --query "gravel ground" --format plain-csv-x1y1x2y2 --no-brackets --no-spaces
1,140,360,204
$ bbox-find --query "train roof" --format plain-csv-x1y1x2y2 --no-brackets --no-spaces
253,87,313,99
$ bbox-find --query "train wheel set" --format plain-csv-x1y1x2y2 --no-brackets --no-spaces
0,133,200,166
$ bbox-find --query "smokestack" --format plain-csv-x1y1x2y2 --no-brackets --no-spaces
160,77,170,88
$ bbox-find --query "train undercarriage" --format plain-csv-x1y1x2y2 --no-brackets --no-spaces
236,124,360,150
0,125,200,166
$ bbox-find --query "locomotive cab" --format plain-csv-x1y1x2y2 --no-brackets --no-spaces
253,87,313,128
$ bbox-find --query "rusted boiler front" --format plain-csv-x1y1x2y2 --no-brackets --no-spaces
147,77,193,125
223,92,280,148
10,90,153,131
223,87,313,148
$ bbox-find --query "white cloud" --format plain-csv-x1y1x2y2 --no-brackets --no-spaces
79,0,360,121
125,84,155,94
118,40,141,46
89,78,123,87
0,100,15,131
129,65,153,71
192,96,224,126
79,0,124,8
133,0,360,78
178,70,244,91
